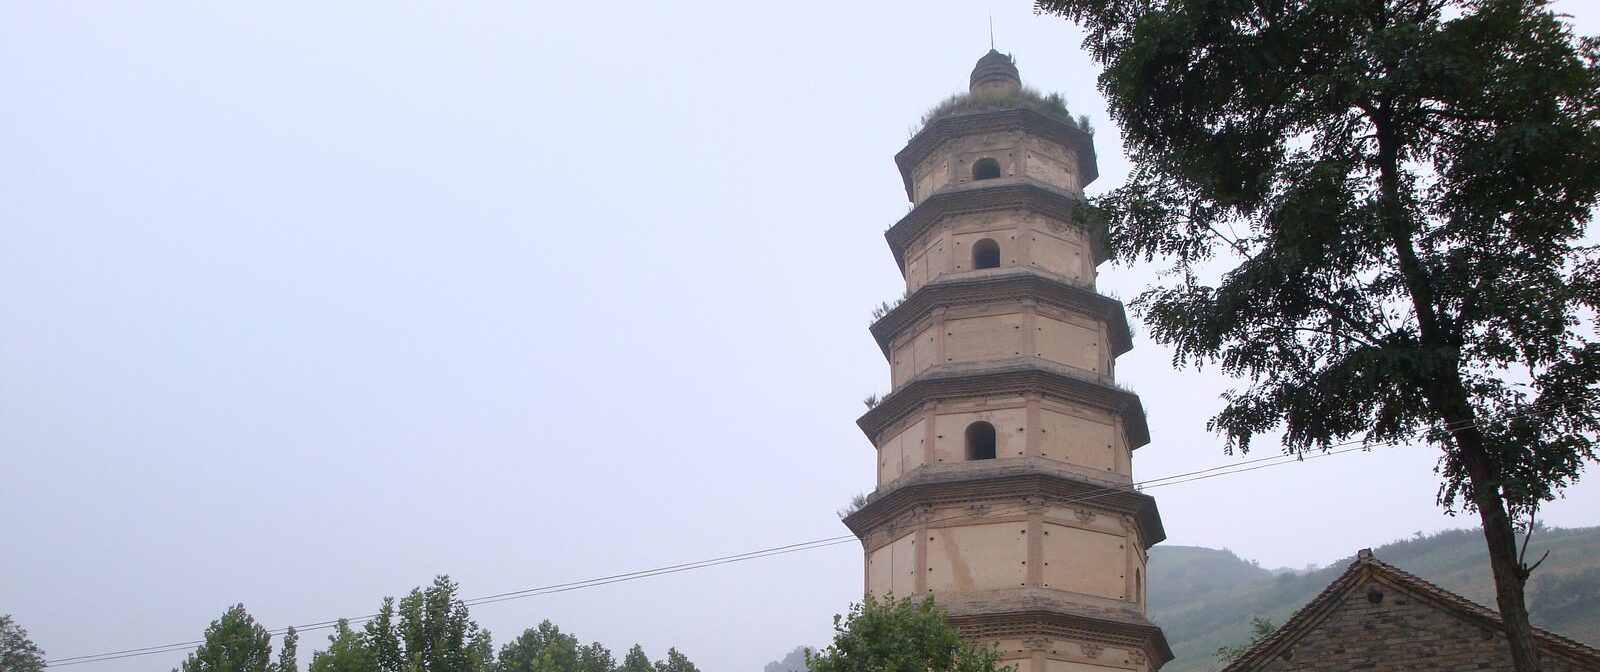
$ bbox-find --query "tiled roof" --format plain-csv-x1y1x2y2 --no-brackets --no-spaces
1221,549,1600,671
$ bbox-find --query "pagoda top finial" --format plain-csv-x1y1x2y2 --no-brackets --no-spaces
969,49,1021,97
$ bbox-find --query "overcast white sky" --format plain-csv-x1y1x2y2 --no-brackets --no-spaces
4,2,1599,672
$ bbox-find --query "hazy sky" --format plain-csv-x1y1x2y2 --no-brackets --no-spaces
4,2,1599,672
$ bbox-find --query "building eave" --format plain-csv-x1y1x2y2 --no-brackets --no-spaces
894,108,1099,202
857,358,1151,449
1221,550,1600,672
841,465,1166,550
884,180,1106,279
868,268,1133,359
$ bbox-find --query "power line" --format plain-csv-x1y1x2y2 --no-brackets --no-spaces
42,395,1589,668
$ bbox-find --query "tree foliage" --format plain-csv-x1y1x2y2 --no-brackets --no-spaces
176,604,274,672
804,595,1008,672
176,578,698,672
618,645,653,672
763,646,811,672
651,649,697,672
1033,0,1600,668
396,577,493,672
0,614,45,672
365,598,403,672
309,620,377,672
496,621,578,672
1213,617,1275,663
278,627,299,672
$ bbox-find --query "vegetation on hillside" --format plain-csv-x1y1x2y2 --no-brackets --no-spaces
1149,526,1600,672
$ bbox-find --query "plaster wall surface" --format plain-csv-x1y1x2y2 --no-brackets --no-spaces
888,306,1111,389
910,130,1083,204
901,212,1092,292
862,500,1145,606
872,398,1130,487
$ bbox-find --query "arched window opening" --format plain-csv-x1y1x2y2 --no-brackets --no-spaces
973,158,1002,180
972,238,1001,270
1136,569,1143,604
965,421,997,461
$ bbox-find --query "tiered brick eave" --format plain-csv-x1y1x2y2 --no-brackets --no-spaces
841,459,1165,550
869,267,1134,359
884,179,1107,275
857,358,1151,449
895,108,1100,201
946,604,1175,669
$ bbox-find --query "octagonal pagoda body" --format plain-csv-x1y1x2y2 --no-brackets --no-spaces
844,51,1171,672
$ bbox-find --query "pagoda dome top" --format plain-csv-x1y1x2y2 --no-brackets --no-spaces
969,49,1021,96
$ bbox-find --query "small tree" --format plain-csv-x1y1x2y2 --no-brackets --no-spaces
576,641,616,672
364,598,402,672
805,595,1008,672
277,627,299,672
619,645,653,672
652,648,698,672
0,614,46,672
396,576,493,672
176,604,273,672
1214,617,1275,663
308,619,377,672
496,621,577,672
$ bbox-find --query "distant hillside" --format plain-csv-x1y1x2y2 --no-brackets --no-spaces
1148,526,1600,672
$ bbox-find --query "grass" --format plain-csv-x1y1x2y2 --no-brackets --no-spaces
917,85,1092,135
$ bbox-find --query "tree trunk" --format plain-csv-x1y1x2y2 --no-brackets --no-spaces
1373,110,1543,672
1456,426,1543,671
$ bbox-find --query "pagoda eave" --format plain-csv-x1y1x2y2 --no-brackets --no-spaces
885,179,1107,277
868,268,1134,359
858,359,1151,449
895,108,1100,202
841,464,1165,550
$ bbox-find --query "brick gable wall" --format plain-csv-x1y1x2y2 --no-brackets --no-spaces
1248,574,1597,672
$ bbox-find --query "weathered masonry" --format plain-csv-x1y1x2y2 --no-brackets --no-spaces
843,51,1172,672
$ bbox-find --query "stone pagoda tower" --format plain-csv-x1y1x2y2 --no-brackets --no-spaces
842,51,1171,672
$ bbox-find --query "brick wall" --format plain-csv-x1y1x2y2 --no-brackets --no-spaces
1250,575,1597,672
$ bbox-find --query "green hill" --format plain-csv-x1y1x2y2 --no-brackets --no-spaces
1148,526,1600,672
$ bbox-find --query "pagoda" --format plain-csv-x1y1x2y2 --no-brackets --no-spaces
842,50,1171,672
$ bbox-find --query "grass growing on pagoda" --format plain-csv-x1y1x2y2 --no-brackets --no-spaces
918,86,1092,134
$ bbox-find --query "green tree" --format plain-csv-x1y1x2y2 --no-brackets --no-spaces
1214,617,1275,663
176,604,274,672
804,595,1007,672
0,614,46,672
308,620,377,672
278,627,299,672
763,646,811,672
1034,0,1600,668
618,646,652,672
496,621,577,672
576,641,616,672
365,598,402,672
396,576,493,672
651,649,696,672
